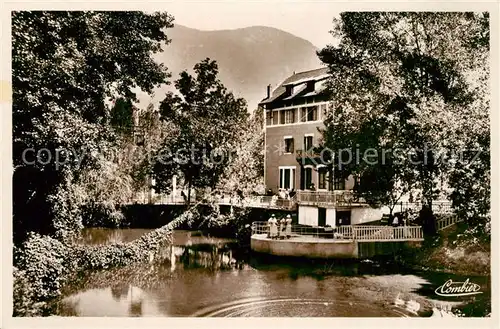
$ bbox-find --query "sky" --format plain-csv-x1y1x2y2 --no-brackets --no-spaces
164,1,342,48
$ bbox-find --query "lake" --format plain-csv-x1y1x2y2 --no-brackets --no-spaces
55,228,491,317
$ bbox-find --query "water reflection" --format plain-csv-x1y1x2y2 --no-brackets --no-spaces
63,286,160,317
58,229,490,317
75,228,154,245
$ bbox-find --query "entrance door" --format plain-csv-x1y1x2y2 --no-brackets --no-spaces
336,210,351,226
318,208,326,227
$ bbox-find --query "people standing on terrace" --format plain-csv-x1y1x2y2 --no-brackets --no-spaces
278,188,286,199
268,214,278,239
392,215,399,227
278,217,286,239
271,194,278,207
285,214,292,239
267,215,272,238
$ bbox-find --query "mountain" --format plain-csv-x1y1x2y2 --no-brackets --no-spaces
137,25,324,111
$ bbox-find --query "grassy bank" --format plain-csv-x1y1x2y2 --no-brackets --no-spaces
396,222,490,276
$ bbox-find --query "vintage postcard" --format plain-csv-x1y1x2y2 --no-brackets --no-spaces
1,0,498,328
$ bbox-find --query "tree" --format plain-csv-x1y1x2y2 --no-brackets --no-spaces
110,97,135,137
153,59,249,204
318,12,489,227
128,103,178,198
216,107,265,197
12,11,174,243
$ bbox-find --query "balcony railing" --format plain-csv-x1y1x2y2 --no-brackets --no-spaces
296,190,364,207
295,149,322,158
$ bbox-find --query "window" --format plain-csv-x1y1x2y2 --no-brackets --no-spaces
334,176,345,190
279,167,295,190
301,106,318,122
272,111,279,125
304,135,313,151
307,81,315,91
304,167,313,190
284,137,294,153
285,109,295,124
266,111,273,126
307,106,317,121
318,167,328,190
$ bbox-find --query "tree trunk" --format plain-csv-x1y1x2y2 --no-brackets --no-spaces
388,204,395,225
187,179,192,206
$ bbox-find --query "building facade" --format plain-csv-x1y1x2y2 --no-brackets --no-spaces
259,68,382,227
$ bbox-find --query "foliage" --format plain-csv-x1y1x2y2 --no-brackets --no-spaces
12,11,174,243
216,107,266,196
81,202,125,228
13,208,200,316
395,222,490,278
318,12,490,225
153,58,249,203
110,97,135,136
13,234,70,316
128,103,179,197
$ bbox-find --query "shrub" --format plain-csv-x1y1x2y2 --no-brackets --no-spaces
81,202,125,228
13,233,70,315
13,208,197,316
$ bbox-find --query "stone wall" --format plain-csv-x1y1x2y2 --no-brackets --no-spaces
251,235,358,258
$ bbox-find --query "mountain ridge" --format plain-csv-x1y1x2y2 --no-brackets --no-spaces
137,24,324,111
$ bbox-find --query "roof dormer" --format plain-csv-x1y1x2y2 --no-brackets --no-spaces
307,80,315,92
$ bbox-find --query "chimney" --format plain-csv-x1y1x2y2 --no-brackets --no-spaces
267,84,271,99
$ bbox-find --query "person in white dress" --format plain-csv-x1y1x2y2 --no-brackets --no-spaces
278,217,286,239
278,189,286,199
267,215,272,238
268,214,278,239
285,214,292,239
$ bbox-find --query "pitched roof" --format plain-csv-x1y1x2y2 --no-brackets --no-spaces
259,67,330,105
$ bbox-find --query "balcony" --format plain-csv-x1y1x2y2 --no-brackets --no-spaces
296,190,365,207
295,149,323,158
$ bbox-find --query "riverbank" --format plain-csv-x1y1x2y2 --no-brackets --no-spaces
395,223,490,277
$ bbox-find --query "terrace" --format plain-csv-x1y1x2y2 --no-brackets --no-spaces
251,221,424,242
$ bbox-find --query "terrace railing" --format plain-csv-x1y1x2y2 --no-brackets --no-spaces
436,215,462,231
399,201,453,215
225,195,297,210
128,193,297,210
351,225,423,241
251,221,423,242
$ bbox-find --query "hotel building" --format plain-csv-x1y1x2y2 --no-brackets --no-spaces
259,68,382,227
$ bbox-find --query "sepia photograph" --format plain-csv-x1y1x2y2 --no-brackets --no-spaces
2,0,496,323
